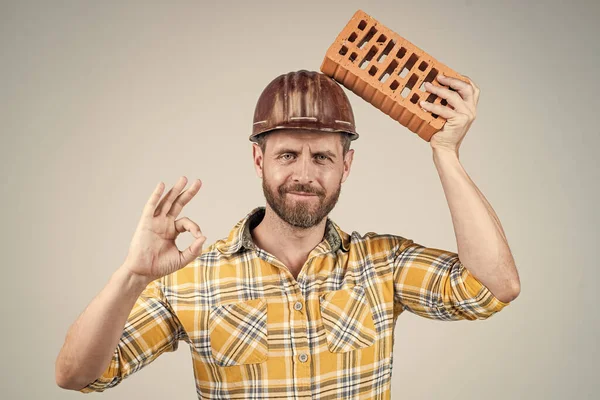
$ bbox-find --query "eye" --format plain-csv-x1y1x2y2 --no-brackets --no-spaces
316,154,330,162
280,153,295,161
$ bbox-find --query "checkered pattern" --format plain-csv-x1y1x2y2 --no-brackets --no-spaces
319,285,377,353
80,206,510,398
208,297,269,366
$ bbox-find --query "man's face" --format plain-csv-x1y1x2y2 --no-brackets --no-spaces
253,130,354,228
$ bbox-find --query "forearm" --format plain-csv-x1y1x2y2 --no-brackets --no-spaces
432,147,520,302
55,264,151,390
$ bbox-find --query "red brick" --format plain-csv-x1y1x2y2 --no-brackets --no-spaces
320,10,470,141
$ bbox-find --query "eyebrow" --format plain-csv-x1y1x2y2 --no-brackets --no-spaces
274,148,338,159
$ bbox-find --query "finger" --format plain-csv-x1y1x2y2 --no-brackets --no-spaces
423,81,470,115
174,217,203,238
167,179,202,218
420,100,459,120
458,74,479,92
153,186,174,217
143,181,165,218
461,74,481,105
179,235,207,267
435,73,475,106
156,176,188,217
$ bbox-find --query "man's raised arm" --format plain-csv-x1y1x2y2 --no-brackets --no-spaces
420,73,521,303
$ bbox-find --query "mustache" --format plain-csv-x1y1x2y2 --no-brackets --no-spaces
279,184,324,196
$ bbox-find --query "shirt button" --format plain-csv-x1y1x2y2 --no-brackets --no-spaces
298,353,308,363
294,301,303,311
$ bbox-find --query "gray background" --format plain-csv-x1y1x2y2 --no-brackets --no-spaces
1,0,598,398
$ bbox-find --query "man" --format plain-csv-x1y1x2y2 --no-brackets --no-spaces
55,70,521,398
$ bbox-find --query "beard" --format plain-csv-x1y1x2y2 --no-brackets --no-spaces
262,174,342,229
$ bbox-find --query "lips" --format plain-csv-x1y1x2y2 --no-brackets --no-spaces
288,192,317,196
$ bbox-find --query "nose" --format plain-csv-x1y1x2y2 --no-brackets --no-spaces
292,152,315,184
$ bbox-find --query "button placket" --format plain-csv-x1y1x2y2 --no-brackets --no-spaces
285,291,310,368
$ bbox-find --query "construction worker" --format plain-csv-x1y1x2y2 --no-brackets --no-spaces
56,70,520,398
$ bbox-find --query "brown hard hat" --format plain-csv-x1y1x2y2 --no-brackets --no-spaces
250,70,359,142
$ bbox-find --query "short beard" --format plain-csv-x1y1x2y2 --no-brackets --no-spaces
262,175,342,229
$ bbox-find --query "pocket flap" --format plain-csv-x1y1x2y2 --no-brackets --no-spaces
319,285,376,353
208,297,268,366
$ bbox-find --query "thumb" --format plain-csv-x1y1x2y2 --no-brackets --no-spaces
192,228,203,238
180,236,207,266
191,236,207,254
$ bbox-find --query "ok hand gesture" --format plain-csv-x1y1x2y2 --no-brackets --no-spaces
124,176,206,283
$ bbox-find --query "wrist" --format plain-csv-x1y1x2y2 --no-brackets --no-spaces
431,145,458,157
432,145,460,160
432,146,464,177
116,263,152,292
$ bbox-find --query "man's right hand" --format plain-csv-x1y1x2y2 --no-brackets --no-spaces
123,176,207,283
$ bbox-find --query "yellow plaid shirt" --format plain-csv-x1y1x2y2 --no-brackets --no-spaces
81,206,510,398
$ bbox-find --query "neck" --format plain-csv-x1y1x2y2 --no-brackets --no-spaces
251,204,328,273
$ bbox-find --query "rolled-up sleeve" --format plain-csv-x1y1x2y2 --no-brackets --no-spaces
79,277,186,393
392,238,510,321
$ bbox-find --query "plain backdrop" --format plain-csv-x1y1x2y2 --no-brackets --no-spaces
1,0,598,399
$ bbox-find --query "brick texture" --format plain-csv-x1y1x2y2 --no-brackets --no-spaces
320,9,469,141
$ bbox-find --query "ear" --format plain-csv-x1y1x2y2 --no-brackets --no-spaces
252,143,264,179
340,149,354,184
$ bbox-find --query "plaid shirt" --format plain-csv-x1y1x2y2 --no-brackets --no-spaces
80,206,510,398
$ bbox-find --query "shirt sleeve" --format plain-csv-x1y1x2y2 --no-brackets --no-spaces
392,237,510,321
79,276,187,393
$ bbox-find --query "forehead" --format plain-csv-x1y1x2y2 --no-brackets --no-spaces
266,130,341,150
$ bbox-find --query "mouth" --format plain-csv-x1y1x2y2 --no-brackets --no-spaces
287,192,318,197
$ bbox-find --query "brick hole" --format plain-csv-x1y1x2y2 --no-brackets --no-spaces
419,68,439,91
400,73,419,98
358,20,367,30
396,47,407,59
369,65,378,76
441,99,448,106
406,73,418,89
390,80,400,91
358,26,377,49
359,46,378,70
426,93,438,103
420,68,439,92
339,45,348,56
410,94,420,104
349,52,358,63
376,34,387,43
379,60,398,83
398,54,419,78
418,61,429,71
348,32,357,42
377,39,396,63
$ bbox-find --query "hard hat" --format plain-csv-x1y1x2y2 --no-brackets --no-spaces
250,70,359,142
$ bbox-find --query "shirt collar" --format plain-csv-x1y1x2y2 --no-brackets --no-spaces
215,206,351,255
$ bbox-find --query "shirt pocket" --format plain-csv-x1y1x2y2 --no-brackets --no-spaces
208,297,269,366
319,285,377,353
